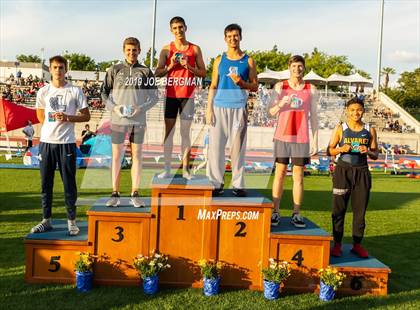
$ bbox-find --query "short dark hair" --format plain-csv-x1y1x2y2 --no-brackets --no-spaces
288,55,305,67
123,37,140,50
49,55,68,70
224,23,242,38
170,16,186,26
346,96,365,108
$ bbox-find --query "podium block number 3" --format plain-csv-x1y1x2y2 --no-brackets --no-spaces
112,226,124,242
48,255,61,272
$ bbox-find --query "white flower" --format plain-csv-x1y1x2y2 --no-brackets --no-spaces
158,263,163,268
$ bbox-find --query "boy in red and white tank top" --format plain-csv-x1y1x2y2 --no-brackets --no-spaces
268,55,319,228
155,16,206,179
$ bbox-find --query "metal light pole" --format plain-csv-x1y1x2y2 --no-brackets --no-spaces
376,0,385,94
150,0,157,71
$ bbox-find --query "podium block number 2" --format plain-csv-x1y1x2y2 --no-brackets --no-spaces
234,222,247,237
48,255,61,272
112,226,124,242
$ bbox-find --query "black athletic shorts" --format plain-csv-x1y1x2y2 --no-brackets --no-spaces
164,97,194,120
111,124,145,144
274,140,310,166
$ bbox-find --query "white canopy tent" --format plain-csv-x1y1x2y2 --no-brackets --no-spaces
303,70,327,85
348,72,374,87
257,68,289,84
326,73,351,86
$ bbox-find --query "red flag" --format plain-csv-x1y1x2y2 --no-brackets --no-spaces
0,99,39,132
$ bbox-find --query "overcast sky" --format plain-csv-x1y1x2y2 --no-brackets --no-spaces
1,0,419,85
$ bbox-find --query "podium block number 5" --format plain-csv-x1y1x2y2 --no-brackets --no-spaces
48,255,61,272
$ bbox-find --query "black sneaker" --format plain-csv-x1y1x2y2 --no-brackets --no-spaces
106,191,120,207
232,188,247,197
212,184,224,196
271,212,281,226
291,213,306,228
30,220,53,233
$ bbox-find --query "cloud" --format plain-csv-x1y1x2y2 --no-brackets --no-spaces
389,50,420,64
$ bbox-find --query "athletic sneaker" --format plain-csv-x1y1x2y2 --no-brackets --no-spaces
212,184,224,197
68,220,80,236
351,243,369,258
331,242,342,257
30,219,53,233
232,188,247,197
271,212,281,226
157,169,171,179
182,170,192,180
106,191,120,207
131,191,145,208
291,213,306,228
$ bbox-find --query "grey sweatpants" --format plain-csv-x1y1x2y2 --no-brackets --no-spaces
207,106,247,189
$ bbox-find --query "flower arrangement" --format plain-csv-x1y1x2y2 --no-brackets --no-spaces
261,258,291,284
74,252,95,273
133,252,171,279
198,259,223,280
319,266,346,291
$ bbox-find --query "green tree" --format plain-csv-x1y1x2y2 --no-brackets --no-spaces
381,67,396,89
16,54,41,63
355,69,371,79
143,48,158,68
63,52,96,71
97,60,119,71
383,68,420,119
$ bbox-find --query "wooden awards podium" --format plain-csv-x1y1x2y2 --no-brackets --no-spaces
24,174,391,295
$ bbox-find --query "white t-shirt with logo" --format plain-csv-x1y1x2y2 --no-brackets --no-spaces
36,83,88,144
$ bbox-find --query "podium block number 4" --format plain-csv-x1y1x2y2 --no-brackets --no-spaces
291,250,304,267
48,255,61,272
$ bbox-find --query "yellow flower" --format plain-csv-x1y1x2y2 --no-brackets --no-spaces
216,262,223,270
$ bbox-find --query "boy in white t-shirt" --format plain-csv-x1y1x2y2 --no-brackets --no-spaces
32,55,90,236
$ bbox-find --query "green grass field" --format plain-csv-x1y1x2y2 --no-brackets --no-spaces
0,166,419,309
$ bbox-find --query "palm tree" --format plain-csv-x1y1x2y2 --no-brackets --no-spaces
381,67,396,89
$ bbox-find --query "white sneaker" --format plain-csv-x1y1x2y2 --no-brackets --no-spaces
182,170,192,180
157,169,171,179
68,220,80,236
131,191,145,208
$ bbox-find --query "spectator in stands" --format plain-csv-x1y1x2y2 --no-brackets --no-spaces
22,120,35,153
81,124,95,144
16,70,22,85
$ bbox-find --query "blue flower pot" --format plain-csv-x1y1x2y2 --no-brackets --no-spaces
143,274,159,295
263,279,280,300
76,271,93,292
319,280,336,301
203,277,220,296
